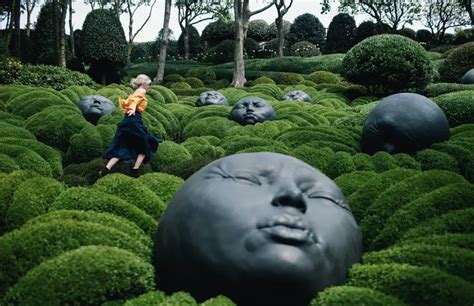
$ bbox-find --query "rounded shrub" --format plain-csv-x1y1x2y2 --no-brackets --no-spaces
185,67,216,84
183,77,204,89
311,286,405,306
177,26,203,59
416,29,433,45
414,149,459,172
3,246,155,305
0,143,52,177
201,19,234,47
170,81,192,90
163,73,184,84
308,71,340,84
433,90,474,127
160,155,219,179
0,154,19,173
290,41,321,57
363,244,474,282
183,116,239,139
399,233,474,250
66,125,104,164
439,42,474,82
5,177,64,231
208,39,235,64
346,263,474,306
94,174,166,220
123,291,166,305
0,219,151,296
370,151,399,172
325,13,356,54
30,2,61,65
342,34,433,94
278,73,305,85
149,140,192,172
249,84,284,100
334,171,378,197
0,122,35,140
138,172,183,204
360,170,467,248
286,13,326,48
247,19,269,42
201,295,236,306
50,187,157,236
252,76,275,85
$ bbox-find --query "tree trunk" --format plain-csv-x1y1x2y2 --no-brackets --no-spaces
26,10,32,37
231,17,246,87
13,0,21,57
184,27,190,60
53,0,60,63
276,16,284,57
69,0,75,58
154,0,171,84
58,0,68,67
5,0,14,51
128,17,134,56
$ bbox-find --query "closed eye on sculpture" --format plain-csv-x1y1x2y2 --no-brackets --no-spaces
205,167,262,186
233,173,262,185
306,190,351,212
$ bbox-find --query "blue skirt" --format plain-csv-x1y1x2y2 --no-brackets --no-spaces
103,112,163,164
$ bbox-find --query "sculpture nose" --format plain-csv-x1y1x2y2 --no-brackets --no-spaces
272,186,307,213
93,100,100,104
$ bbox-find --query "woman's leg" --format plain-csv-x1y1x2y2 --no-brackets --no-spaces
133,154,146,169
106,157,120,170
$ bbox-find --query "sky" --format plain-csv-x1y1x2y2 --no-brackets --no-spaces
0,0,465,43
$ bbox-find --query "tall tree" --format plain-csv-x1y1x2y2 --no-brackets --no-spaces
12,0,21,57
154,0,171,84
69,0,75,57
459,0,473,28
272,0,293,57
58,0,68,67
24,0,38,37
126,0,157,55
422,0,469,44
339,0,421,30
175,0,231,60
232,0,273,87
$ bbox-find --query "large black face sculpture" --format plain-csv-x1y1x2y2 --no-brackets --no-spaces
77,95,116,125
361,93,450,155
282,90,313,103
153,152,362,306
230,96,277,125
461,68,474,84
195,91,228,107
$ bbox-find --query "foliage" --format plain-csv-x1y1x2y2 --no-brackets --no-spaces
311,286,405,306
342,34,433,94
31,2,61,65
81,9,128,84
183,77,204,89
267,20,292,40
325,13,356,54
416,29,433,45
201,19,234,47
3,246,154,305
433,90,474,127
308,71,340,84
353,21,378,43
0,57,22,84
177,26,203,60
290,41,321,57
138,172,183,204
439,42,474,82
286,13,326,48
185,67,216,84
247,19,269,42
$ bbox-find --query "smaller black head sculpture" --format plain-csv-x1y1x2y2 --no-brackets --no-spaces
230,96,277,125
461,68,474,84
282,90,313,103
361,93,450,155
77,95,116,125
153,152,362,306
195,91,228,107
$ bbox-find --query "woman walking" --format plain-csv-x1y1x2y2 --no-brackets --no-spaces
100,74,162,178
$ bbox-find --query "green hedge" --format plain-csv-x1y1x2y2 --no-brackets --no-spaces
5,177,64,231
414,149,459,173
439,42,474,82
0,143,52,177
431,141,474,182
399,208,474,241
371,183,474,250
149,141,192,172
0,154,19,173
7,89,73,118
307,71,341,84
425,83,474,97
0,122,36,140
0,219,151,296
50,187,157,236
347,169,420,222
311,286,406,306
433,90,474,127
399,233,474,250
2,246,154,305
346,263,474,306
183,116,239,139
137,173,183,204
363,244,474,282
334,171,378,197
94,174,166,221
361,170,467,248
66,125,105,164
123,291,166,305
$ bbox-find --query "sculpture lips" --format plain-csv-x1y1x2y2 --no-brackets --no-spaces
257,215,316,245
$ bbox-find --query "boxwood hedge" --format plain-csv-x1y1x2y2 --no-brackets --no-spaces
311,286,406,306
137,173,183,204
399,233,474,251
334,171,377,197
433,90,474,127
2,246,154,305
0,143,52,177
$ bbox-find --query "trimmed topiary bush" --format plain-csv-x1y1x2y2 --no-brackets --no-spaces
185,67,216,85
5,177,64,231
342,34,433,94
0,122,36,140
94,174,166,221
290,41,321,57
361,170,467,248
123,291,166,305
363,244,474,282
414,149,459,172
149,140,192,172
201,295,236,306
50,187,157,236
439,42,474,82
307,71,340,84
251,76,275,85
399,233,474,250
433,90,474,127
286,13,326,48
0,143,52,177
3,246,155,305
311,286,406,306
346,263,474,306
277,72,305,85
138,172,183,204
183,116,239,139
0,218,151,296
183,77,204,89
334,171,377,197
247,19,269,42
325,13,356,54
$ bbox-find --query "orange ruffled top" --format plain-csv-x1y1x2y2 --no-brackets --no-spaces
119,93,148,113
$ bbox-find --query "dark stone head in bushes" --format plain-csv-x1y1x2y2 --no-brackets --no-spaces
361,93,450,155
461,69,474,84
153,152,362,306
230,96,277,125
282,90,313,103
77,95,116,124
195,91,228,107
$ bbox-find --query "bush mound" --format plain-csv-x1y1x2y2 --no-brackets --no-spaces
137,172,183,204
311,286,405,306
439,42,474,82
346,263,474,306
290,41,321,57
185,67,216,84
433,90,474,127
342,34,433,94
399,233,474,250
3,246,154,305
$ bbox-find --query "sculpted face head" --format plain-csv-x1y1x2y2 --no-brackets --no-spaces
154,152,362,306
282,90,313,103
230,96,277,125
196,91,228,107
77,95,116,125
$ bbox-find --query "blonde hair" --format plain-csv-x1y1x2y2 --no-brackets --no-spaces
130,74,152,88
